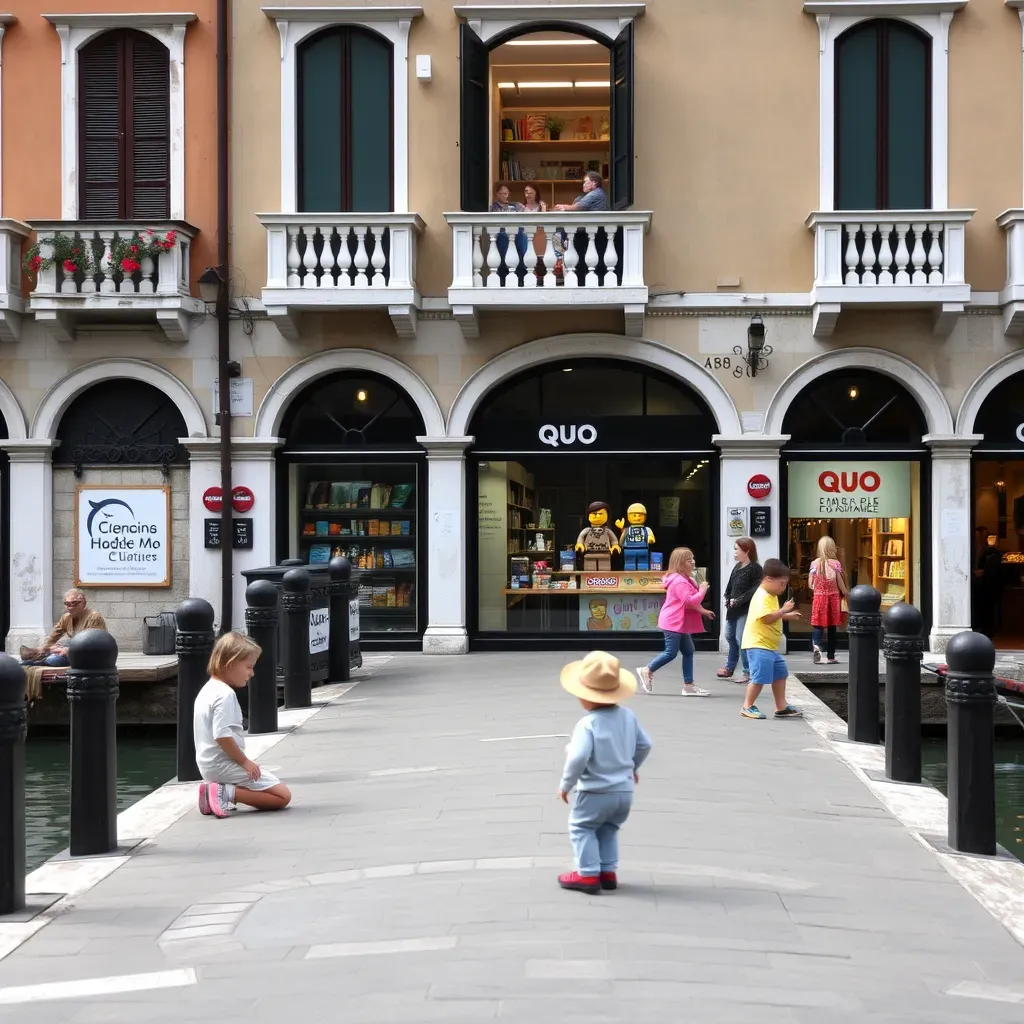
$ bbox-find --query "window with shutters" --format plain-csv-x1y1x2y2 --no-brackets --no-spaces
78,29,171,220
297,27,393,213
835,19,930,211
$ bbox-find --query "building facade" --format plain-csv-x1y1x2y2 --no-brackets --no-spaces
1,0,1024,657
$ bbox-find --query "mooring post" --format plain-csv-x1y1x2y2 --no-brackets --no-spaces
0,654,27,914
67,629,119,857
882,602,924,783
245,579,280,734
175,598,215,783
944,630,997,856
328,556,362,682
847,584,882,744
282,567,312,709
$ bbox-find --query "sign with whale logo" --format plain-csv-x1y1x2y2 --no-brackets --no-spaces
75,486,172,587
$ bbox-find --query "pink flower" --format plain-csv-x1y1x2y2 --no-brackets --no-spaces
63,259,77,273
28,254,42,272
120,258,141,274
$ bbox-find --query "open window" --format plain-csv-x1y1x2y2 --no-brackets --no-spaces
458,21,635,212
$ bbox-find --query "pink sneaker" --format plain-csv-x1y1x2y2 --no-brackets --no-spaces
197,782,211,815
207,783,230,819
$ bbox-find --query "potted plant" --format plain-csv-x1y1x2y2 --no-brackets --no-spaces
23,232,95,284
546,117,566,141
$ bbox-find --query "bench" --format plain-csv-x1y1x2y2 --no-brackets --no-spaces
27,653,179,686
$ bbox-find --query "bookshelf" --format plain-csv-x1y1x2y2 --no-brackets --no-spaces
858,518,911,606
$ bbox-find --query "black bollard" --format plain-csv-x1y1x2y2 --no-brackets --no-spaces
882,602,924,783
175,598,215,782
280,558,305,567
945,631,996,856
245,580,279,734
328,556,362,682
67,630,119,857
282,568,312,708
0,655,27,914
847,584,882,744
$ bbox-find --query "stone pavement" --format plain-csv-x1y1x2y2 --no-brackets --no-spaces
3,651,1024,1022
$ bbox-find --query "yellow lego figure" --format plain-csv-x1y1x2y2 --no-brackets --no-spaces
615,502,656,571
574,501,621,572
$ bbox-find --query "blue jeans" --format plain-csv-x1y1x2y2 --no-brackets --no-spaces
724,615,749,674
569,790,633,876
23,652,69,667
812,625,837,659
647,631,695,683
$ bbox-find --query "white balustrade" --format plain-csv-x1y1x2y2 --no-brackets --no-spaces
998,209,1024,336
805,209,974,338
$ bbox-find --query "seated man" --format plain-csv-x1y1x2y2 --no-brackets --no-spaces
21,590,107,667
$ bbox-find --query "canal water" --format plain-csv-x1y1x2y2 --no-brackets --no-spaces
922,737,1024,862
26,734,176,872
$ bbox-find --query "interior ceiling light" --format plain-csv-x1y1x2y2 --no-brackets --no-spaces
506,39,600,46
497,81,517,88
515,81,573,88
574,80,609,87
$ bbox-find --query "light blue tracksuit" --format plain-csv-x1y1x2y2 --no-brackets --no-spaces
560,704,653,876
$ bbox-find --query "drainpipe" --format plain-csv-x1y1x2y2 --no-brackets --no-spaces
217,0,232,632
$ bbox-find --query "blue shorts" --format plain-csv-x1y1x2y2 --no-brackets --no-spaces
746,649,788,686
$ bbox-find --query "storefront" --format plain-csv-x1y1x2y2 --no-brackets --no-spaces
780,368,930,649
466,359,719,649
970,370,1024,648
275,370,427,647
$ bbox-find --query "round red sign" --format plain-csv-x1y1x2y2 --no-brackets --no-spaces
232,486,255,513
747,474,772,500
202,486,223,513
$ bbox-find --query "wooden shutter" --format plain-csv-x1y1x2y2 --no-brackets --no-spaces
459,23,490,212
79,29,169,220
610,23,634,211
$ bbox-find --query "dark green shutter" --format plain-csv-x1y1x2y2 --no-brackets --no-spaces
610,22,634,210
349,31,392,212
836,23,878,210
299,32,344,211
886,23,928,209
459,23,489,212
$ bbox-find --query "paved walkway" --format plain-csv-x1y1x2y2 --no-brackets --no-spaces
3,652,1024,1022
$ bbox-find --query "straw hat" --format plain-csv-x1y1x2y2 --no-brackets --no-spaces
560,651,636,703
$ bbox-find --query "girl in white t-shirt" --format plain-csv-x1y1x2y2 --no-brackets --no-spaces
193,632,292,818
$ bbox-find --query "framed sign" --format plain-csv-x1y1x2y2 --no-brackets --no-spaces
726,507,747,537
788,462,911,518
75,485,171,587
309,606,330,655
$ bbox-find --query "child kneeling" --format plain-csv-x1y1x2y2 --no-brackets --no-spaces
193,632,292,818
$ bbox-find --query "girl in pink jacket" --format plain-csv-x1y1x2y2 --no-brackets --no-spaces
637,547,716,696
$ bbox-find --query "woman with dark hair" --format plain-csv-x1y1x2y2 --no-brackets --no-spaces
717,538,762,683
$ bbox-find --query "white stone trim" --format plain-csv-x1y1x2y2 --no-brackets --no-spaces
956,349,1024,434
0,364,27,439
762,347,954,436
253,347,445,438
446,333,742,437
43,12,195,220
804,1,967,211
453,4,645,44
31,358,209,439
263,6,422,215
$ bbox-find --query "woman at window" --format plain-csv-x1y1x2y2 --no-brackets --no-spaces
521,184,547,279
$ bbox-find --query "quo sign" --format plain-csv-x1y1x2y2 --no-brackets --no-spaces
788,461,910,518
538,423,597,448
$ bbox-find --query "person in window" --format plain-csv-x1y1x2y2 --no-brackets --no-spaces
521,184,547,279
973,527,1004,637
21,590,107,667
553,172,610,281
489,184,526,283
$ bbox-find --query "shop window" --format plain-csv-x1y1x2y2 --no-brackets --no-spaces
297,27,393,213
79,29,171,220
835,19,930,210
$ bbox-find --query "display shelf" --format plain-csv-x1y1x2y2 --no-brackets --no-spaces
503,587,666,596
299,533,416,541
301,507,415,515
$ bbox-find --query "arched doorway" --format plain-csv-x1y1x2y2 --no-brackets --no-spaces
467,357,718,648
276,369,427,645
780,367,929,652
968,369,1024,647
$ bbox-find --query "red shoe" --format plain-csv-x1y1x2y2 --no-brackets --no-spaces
558,870,600,894
197,782,211,815
600,872,617,890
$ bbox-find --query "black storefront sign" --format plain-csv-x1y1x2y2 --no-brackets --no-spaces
205,517,254,549
749,506,771,538
473,415,714,453
973,385,1024,451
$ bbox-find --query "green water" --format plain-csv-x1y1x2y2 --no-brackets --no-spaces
25,735,177,872
921,738,1024,861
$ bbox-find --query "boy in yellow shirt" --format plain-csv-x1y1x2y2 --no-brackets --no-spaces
740,558,803,720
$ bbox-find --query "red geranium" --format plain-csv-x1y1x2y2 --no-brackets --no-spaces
62,259,78,273
120,258,141,274
28,254,42,272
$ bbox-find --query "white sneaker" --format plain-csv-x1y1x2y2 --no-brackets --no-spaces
812,646,822,664
637,666,653,693
682,683,710,696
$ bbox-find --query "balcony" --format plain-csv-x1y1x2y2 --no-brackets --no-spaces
27,221,202,343
0,219,30,342
806,210,974,338
258,214,425,339
444,211,653,338
998,210,1024,336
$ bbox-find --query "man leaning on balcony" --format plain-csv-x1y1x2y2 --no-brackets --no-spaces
553,171,610,279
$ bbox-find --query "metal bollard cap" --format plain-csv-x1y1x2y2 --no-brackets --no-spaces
847,584,881,613
881,601,923,638
282,567,311,593
175,597,216,633
68,628,119,670
329,555,352,582
0,652,27,702
945,630,996,675
245,579,279,608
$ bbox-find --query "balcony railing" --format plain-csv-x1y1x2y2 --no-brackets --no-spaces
0,219,30,342
806,209,974,338
444,211,653,338
27,221,201,343
998,209,1024,337
259,214,425,339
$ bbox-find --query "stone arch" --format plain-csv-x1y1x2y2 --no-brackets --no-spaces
447,334,743,437
31,359,208,440
254,348,446,439
763,348,953,437
0,376,27,440
956,351,1024,436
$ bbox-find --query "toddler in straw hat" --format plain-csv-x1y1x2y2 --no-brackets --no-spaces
557,651,653,894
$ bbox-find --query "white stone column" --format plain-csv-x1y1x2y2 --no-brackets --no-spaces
924,434,981,652
418,436,473,655
3,440,56,653
182,438,223,627
713,436,788,654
